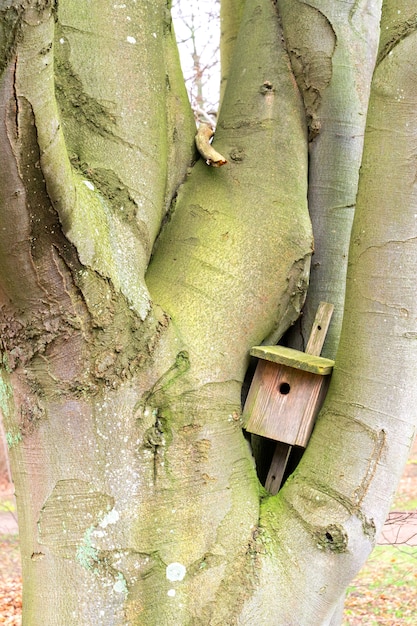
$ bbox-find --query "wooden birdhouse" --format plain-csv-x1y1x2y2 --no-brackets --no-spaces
242,302,335,494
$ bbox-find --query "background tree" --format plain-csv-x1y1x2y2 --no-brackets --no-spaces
0,1,416,625
171,0,220,122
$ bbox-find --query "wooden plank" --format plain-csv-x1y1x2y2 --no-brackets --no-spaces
305,302,335,356
262,302,334,494
243,360,327,446
264,442,292,495
249,345,334,375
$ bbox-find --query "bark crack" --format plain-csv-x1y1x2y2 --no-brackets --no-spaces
377,14,417,66
144,409,166,484
12,56,19,139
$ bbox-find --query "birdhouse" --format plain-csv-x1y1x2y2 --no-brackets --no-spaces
242,302,335,493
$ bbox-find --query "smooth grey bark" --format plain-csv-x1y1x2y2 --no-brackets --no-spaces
238,3,417,623
277,0,383,358
0,1,416,625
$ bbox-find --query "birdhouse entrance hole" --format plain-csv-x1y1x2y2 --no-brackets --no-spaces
279,382,290,395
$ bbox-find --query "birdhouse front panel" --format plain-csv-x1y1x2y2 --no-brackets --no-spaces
242,359,331,447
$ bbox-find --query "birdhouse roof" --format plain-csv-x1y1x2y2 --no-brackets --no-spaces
250,345,334,375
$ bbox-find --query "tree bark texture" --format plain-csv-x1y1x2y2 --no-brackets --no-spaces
0,1,417,625
278,0,383,358
242,2,417,624
219,0,245,103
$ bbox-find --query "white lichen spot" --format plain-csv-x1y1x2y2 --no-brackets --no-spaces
99,508,120,528
167,588,176,597
76,527,99,570
113,573,128,595
82,180,95,191
152,32,157,38
59,38,65,44
127,35,136,44
166,562,186,582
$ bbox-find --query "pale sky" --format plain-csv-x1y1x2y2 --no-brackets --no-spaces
171,0,220,118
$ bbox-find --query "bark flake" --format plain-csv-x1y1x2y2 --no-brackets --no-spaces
38,479,115,559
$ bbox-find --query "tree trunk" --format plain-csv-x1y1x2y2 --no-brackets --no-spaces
240,2,417,623
1,1,416,625
277,0,383,358
220,0,244,103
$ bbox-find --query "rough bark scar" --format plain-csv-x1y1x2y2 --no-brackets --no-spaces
353,428,386,506
315,523,348,552
281,3,336,140
143,408,166,483
377,17,417,66
280,424,387,546
195,123,228,167
51,245,75,301
135,352,190,482
138,350,190,411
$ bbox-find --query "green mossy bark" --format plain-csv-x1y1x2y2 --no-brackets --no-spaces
2,0,417,624
0,2,196,624
141,2,312,621
147,0,313,382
